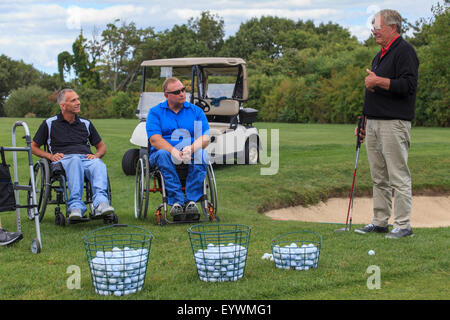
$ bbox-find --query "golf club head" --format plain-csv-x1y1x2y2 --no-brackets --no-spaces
334,226,351,232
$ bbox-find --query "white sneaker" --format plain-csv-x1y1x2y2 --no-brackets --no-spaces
95,202,115,217
69,208,82,221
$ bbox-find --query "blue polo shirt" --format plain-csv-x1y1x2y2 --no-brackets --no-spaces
146,100,210,155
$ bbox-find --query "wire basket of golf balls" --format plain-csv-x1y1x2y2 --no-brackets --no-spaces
83,224,153,296
188,224,251,282
271,231,322,271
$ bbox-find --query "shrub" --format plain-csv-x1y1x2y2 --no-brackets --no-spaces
75,87,109,119
110,91,138,118
4,85,56,117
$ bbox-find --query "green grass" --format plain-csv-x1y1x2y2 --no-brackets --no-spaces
0,117,449,300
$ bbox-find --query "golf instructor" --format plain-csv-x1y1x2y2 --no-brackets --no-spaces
355,9,419,239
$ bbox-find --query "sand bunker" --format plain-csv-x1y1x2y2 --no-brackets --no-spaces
265,196,450,228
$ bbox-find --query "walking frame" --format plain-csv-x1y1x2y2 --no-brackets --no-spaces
1,121,42,253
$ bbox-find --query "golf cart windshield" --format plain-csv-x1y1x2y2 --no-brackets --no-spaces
207,84,235,99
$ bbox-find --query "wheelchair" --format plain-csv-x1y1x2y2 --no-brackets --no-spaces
134,150,219,225
27,158,118,226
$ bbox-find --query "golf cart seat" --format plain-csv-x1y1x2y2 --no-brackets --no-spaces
204,98,239,116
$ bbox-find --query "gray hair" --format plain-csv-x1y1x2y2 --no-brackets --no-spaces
57,88,75,105
373,9,402,33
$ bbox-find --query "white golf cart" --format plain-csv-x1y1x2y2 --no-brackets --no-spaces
122,57,260,175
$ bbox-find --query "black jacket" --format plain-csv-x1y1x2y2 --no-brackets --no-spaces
363,36,419,121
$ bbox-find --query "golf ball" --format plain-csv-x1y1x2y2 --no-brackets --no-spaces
368,250,375,256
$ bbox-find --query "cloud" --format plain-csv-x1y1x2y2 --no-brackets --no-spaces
65,4,151,30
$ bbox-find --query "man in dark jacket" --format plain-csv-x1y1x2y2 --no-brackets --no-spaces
355,9,419,239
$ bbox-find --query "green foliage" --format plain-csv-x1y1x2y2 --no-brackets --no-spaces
57,31,101,89
110,91,139,118
4,85,57,117
75,86,110,119
0,55,42,116
413,3,450,126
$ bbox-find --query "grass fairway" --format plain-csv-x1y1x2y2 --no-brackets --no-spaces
0,117,449,300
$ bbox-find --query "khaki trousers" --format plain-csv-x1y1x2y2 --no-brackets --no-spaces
365,119,412,229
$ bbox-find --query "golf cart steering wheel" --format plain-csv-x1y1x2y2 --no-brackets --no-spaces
193,97,210,113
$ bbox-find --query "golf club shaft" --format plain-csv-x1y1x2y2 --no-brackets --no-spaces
345,149,359,229
347,148,360,229
345,115,365,229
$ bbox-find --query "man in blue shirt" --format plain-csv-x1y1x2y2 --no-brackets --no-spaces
146,77,210,220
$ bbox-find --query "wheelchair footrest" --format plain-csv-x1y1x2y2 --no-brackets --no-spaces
173,213,200,222
67,217,90,224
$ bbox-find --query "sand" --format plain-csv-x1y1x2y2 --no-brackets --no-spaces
265,196,450,228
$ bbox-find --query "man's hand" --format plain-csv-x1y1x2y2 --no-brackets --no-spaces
171,148,183,164
365,69,377,92
354,127,366,143
50,153,64,162
181,146,193,162
86,153,100,160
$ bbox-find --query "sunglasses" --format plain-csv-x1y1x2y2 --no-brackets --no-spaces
165,87,186,95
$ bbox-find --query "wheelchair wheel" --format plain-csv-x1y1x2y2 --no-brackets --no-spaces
55,207,66,226
103,213,119,224
134,155,149,219
203,163,219,221
27,159,50,222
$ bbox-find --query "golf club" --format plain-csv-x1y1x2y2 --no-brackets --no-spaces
335,115,366,232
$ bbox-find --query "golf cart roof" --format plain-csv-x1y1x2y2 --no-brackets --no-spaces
141,57,246,77
141,57,246,68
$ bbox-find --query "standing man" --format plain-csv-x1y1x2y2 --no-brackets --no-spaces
31,89,115,221
146,77,210,220
355,9,419,238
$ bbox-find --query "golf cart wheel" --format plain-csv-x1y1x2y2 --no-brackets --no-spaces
122,148,140,175
245,139,259,165
31,238,41,254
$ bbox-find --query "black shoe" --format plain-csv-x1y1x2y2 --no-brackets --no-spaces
184,201,200,221
170,203,186,221
354,223,389,235
0,228,23,246
385,227,414,239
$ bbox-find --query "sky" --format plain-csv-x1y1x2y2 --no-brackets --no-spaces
0,0,440,75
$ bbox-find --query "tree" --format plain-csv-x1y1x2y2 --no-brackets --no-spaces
154,24,198,59
222,16,296,60
0,55,42,116
98,19,154,92
414,1,450,126
188,11,225,56
57,30,100,88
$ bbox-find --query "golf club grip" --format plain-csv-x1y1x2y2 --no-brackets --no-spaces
356,116,364,149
